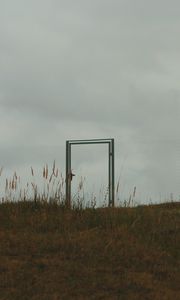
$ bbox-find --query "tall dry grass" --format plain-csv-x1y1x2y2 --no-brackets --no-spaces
0,161,65,204
0,161,138,208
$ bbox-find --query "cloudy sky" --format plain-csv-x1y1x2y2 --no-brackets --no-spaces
0,0,180,204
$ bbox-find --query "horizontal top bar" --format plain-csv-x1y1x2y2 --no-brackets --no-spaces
67,138,114,145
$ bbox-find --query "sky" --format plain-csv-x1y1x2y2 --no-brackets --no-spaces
0,0,180,205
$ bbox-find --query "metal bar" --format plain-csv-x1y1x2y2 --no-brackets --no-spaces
66,141,71,208
108,139,115,207
108,142,111,207
66,141,68,203
68,138,112,142
65,141,69,207
111,138,115,207
68,139,113,145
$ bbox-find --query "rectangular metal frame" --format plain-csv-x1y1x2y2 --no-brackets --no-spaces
66,138,115,208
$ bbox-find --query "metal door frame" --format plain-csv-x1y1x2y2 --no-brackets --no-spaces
66,138,115,208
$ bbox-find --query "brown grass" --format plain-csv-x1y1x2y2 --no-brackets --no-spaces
0,200,180,300
0,162,66,203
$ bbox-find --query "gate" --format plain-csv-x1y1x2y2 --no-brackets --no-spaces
66,138,115,208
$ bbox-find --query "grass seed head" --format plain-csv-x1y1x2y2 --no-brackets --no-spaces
31,167,34,176
0,167,3,176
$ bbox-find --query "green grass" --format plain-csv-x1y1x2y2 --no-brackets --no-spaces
0,200,180,299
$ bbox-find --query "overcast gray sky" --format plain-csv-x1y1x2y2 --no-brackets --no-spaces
0,0,180,204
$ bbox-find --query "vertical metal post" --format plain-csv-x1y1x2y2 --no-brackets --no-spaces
66,141,71,208
108,142,111,206
108,139,115,207
111,138,115,207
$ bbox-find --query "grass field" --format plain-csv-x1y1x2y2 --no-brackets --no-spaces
0,200,180,300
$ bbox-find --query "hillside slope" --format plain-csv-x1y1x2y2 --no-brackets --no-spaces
0,201,180,299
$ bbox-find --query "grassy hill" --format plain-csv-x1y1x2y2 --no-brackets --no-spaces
0,201,180,299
